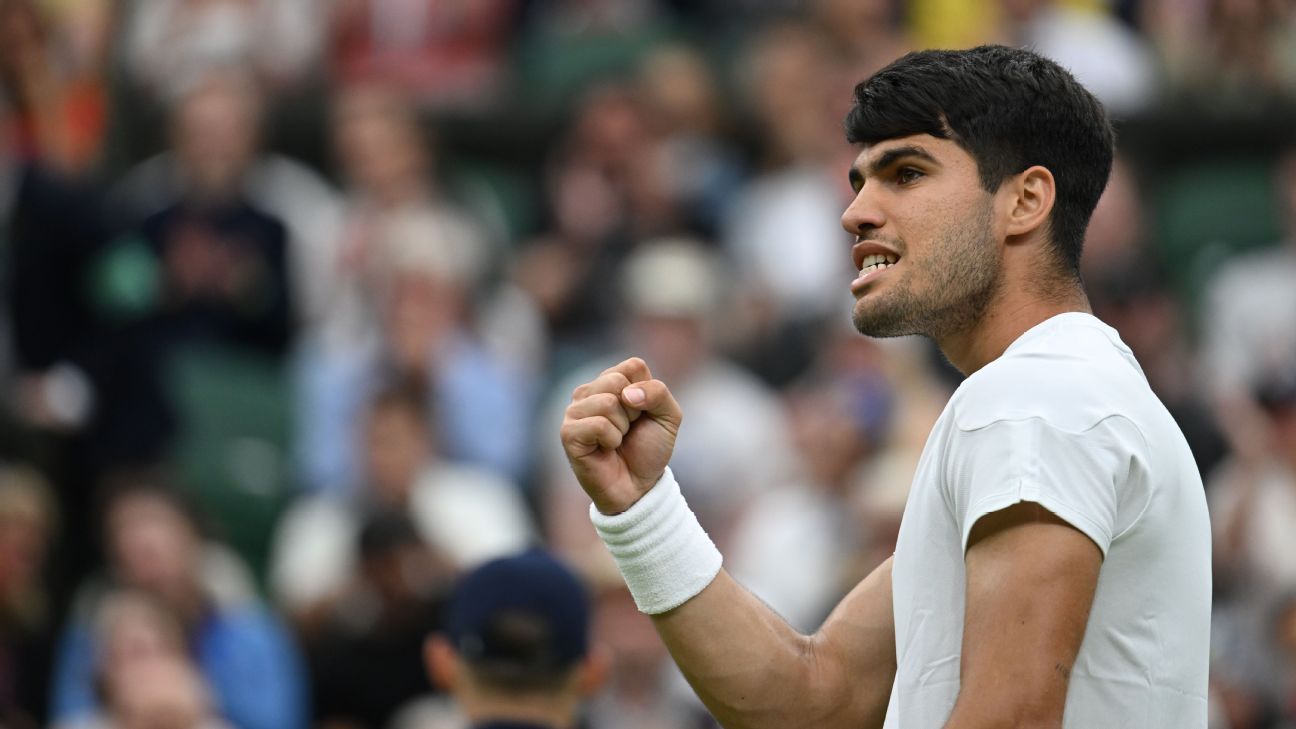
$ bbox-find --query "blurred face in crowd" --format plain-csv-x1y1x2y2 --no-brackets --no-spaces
787,388,871,490
638,46,720,137
0,0,47,84
172,75,260,200
106,493,202,606
0,477,54,596
333,86,428,202
96,592,187,675
745,24,840,164
364,401,431,504
106,657,213,729
0,508,44,593
593,588,668,697
384,270,466,373
842,135,1003,341
629,314,707,384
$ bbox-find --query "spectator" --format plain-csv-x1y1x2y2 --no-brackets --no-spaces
98,656,232,729
727,360,893,632
328,0,523,111
511,83,660,359
272,383,534,628
0,464,58,729
131,72,294,356
52,478,306,729
0,0,111,172
721,22,858,383
309,511,454,729
295,196,538,491
584,585,707,729
1144,0,1296,99
120,0,322,100
426,549,606,729
316,83,496,345
110,69,344,331
1208,369,1296,729
1201,149,1296,466
993,0,1158,114
294,83,540,489
634,44,743,240
56,590,234,729
807,0,909,82
1209,369,1296,597
82,72,297,466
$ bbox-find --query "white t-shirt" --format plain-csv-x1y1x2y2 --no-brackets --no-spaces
885,312,1211,728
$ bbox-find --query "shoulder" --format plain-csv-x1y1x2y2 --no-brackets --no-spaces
949,315,1145,435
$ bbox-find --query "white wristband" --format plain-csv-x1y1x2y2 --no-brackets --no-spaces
590,467,723,615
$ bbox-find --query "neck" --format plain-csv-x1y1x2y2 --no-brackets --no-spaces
936,279,1091,375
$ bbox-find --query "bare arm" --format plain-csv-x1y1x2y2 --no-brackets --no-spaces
943,502,1103,729
560,358,896,729
655,559,895,729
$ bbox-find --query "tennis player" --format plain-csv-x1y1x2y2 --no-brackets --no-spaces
560,45,1211,729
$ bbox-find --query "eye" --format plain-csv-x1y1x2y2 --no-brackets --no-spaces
896,167,924,185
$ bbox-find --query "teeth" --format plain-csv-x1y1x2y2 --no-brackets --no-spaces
858,252,898,276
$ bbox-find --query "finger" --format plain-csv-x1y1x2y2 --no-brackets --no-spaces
565,392,631,435
560,416,625,456
572,371,633,401
620,379,682,431
603,357,652,386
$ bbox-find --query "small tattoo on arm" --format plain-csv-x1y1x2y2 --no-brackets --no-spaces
1054,663,1071,682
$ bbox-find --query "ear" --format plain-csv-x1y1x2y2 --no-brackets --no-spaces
1003,165,1056,240
575,644,611,697
425,635,460,691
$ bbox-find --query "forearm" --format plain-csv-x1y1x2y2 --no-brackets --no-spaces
653,569,890,729
588,465,895,729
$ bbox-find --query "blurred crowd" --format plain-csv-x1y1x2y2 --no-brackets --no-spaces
0,1,1295,729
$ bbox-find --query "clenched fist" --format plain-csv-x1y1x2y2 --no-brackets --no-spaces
560,357,683,515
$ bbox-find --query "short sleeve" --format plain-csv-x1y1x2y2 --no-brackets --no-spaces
946,415,1149,557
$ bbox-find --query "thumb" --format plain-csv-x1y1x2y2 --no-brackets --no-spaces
621,379,682,432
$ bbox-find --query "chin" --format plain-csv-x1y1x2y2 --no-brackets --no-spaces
852,297,918,339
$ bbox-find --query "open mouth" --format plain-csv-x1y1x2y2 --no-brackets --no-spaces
857,252,898,277
851,250,900,294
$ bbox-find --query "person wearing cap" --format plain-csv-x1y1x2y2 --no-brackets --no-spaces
425,550,606,729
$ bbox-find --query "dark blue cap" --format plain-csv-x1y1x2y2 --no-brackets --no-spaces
446,549,590,671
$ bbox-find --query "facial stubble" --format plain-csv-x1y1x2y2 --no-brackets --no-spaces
851,201,1001,341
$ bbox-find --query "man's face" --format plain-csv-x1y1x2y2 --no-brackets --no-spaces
842,134,1004,341
173,81,258,198
107,495,200,600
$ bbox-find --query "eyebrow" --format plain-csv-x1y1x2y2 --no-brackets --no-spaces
849,145,940,189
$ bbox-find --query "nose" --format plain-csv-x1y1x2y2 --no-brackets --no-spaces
840,185,886,237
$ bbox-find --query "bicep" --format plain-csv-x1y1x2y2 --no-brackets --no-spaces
810,556,897,729
949,503,1102,728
